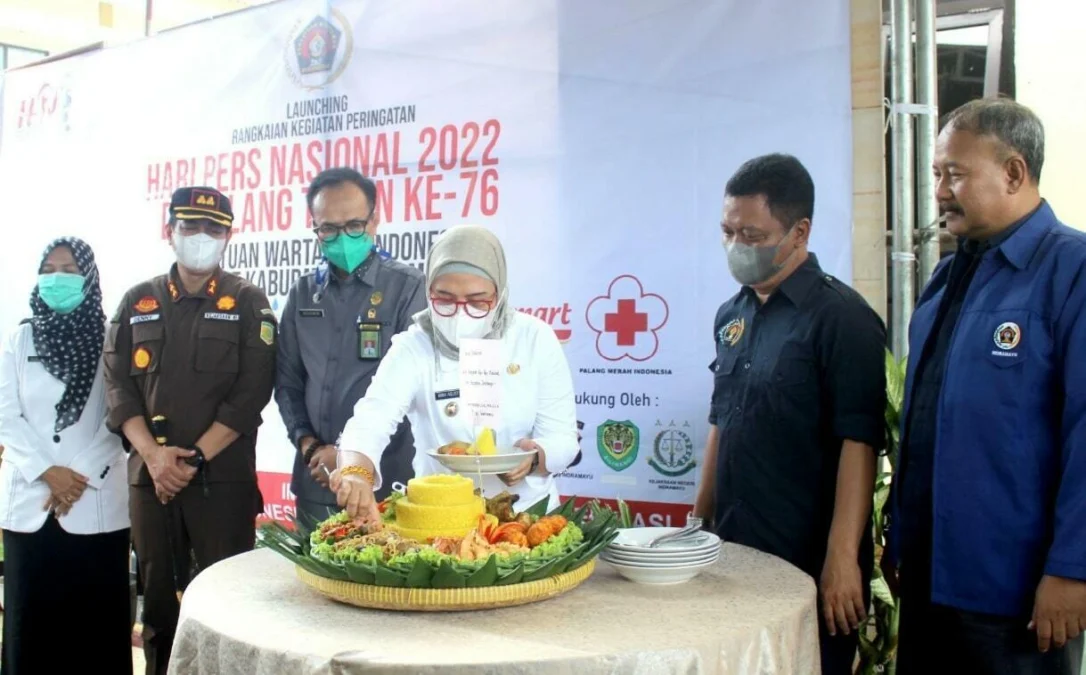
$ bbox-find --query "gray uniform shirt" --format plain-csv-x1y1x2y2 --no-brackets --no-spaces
275,253,426,504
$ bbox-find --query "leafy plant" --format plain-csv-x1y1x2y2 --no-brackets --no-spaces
857,350,905,675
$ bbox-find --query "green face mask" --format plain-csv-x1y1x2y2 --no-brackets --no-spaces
38,273,86,314
321,233,374,273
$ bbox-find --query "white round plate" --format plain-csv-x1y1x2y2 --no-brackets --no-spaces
602,547,721,566
609,527,721,554
604,557,718,585
603,553,721,568
426,449,537,475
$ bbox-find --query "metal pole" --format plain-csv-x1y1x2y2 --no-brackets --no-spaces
890,0,916,361
915,0,940,286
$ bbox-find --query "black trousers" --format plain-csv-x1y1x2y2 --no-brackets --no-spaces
130,482,259,675
2,517,132,675
898,563,1084,674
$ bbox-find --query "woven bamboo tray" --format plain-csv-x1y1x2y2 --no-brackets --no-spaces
296,559,596,611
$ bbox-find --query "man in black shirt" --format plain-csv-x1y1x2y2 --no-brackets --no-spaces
693,153,887,675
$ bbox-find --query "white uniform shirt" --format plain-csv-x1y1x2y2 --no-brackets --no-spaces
0,323,128,534
339,312,579,511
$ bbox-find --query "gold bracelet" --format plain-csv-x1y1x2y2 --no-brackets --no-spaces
340,465,374,485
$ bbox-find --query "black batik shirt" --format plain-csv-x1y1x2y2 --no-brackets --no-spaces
708,254,887,576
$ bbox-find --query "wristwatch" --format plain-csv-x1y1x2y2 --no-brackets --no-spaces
184,445,207,471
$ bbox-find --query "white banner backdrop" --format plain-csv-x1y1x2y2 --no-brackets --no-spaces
0,0,852,525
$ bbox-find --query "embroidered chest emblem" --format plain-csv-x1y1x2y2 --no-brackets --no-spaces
718,317,745,347
993,321,1021,351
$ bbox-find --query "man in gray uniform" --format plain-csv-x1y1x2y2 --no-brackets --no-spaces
275,168,426,526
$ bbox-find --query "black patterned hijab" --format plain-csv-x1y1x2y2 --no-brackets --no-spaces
29,237,106,432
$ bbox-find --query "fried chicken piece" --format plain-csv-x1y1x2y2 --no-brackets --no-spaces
526,515,568,547
496,529,529,548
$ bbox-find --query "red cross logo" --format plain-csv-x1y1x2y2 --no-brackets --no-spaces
586,275,669,361
604,299,648,346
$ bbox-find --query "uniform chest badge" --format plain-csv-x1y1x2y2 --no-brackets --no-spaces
444,401,459,417
719,317,745,347
133,346,151,369
370,291,383,306
217,295,236,311
134,296,159,313
367,308,377,320
994,322,1021,350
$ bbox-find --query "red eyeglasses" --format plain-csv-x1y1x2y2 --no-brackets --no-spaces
429,296,494,318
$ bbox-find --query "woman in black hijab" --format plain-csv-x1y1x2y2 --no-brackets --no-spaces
0,238,132,674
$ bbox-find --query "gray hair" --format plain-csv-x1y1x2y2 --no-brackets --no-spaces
942,97,1045,183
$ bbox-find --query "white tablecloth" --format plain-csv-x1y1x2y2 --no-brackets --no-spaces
169,544,820,675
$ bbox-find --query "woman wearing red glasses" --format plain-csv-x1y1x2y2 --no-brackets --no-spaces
331,225,578,522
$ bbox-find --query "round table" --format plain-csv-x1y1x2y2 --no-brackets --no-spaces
168,545,820,675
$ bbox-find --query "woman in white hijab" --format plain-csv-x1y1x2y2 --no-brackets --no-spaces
331,225,579,521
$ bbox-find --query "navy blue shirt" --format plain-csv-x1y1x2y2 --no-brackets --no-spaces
708,254,887,577
888,201,1086,617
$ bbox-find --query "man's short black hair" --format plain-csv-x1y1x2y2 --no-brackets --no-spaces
941,97,1045,183
725,153,815,228
306,167,377,213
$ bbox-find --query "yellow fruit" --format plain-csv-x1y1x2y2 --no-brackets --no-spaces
474,427,497,456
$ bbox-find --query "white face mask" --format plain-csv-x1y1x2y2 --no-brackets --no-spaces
431,310,494,348
172,230,226,273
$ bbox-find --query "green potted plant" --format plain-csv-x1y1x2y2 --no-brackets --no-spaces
856,350,905,674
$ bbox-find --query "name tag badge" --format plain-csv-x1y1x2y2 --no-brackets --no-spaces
204,312,240,322
435,389,460,401
130,313,161,325
299,308,324,318
359,322,381,360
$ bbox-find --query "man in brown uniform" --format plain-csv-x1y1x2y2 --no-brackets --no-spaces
103,187,276,675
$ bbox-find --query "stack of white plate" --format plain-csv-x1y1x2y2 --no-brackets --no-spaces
601,527,721,585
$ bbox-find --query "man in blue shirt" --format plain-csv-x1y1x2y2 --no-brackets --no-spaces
885,98,1086,673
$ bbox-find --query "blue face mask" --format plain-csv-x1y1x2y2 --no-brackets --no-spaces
38,273,86,314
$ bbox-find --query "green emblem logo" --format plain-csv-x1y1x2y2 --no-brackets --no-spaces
597,420,639,471
649,425,696,477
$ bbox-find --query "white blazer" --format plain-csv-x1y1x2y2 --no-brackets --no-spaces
0,323,129,535
340,312,579,511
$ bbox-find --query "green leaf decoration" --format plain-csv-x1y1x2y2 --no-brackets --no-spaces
552,497,577,519
374,566,407,588
523,557,561,582
312,559,349,580
618,499,633,529
431,561,467,589
466,555,499,587
552,543,588,574
525,496,550,518
405,558,433,588
345,562,377,585
495,563,525,586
